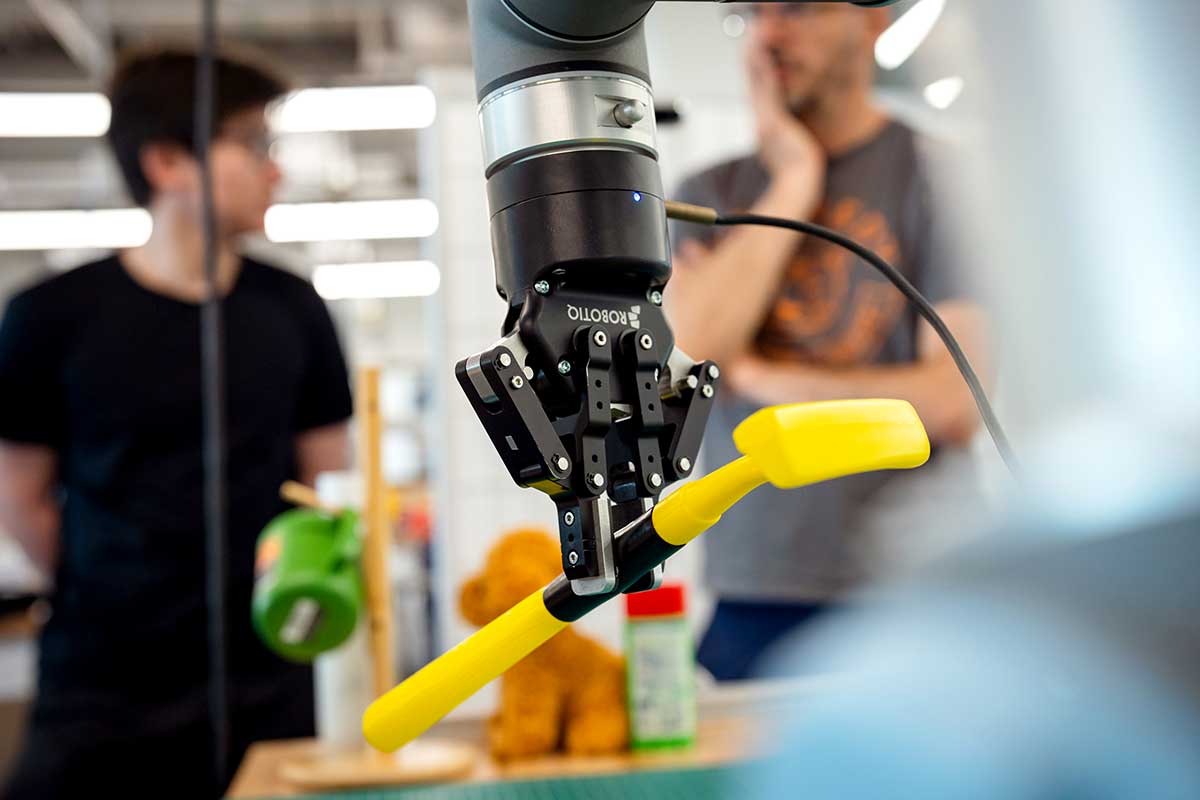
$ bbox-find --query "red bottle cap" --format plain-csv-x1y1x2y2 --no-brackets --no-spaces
625,583,687,618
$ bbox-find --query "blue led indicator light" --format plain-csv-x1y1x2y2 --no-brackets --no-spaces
633,192,643,203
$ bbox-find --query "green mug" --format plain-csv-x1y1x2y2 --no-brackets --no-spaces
252,508,363,663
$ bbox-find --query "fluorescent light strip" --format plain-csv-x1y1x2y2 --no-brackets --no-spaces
0,85,436,138
271,86,437,133
0,209,151,250
0,199,439,250
924,76,965,110
875,0,946,71
313,261,441,300
265,199,439,243
0,92,112,138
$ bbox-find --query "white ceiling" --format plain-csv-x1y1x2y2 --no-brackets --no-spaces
0,0,471,88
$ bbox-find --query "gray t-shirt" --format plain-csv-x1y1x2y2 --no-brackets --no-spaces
671,122,962,602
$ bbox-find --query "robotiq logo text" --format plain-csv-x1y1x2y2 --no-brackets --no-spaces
566,304,642,329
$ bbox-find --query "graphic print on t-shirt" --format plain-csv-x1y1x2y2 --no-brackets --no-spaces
756,197,906,367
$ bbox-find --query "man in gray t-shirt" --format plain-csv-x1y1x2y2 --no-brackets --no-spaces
668,6,989,680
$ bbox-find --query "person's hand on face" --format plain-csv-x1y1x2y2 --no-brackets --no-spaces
746,36,826,216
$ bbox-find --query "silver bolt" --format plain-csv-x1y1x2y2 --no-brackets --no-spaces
510,376,525,390
613,99,647,128
648,290,663,306
677,457,692,473
534,280,551,295
555,455,571,473
558,360,572,375
497,352,513,369
593,330,608,347
649,473,663,489
639,333,654,351
684,375,700,391
568,551,579,566
563,511,576,526
708,364,721,380
701,385,715,399
588,473,606,489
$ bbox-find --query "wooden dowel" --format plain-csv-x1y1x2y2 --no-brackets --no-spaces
357,367,395,703
279,480,341,515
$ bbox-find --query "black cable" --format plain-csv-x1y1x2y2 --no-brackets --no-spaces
714,212,1021,478
196,0,230,789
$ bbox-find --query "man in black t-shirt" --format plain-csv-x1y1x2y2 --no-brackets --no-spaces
0,50,353,798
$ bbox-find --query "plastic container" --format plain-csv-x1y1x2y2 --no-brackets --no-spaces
624,583,697,750
251,506,362,663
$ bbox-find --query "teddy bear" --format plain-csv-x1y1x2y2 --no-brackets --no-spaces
459,528,629,761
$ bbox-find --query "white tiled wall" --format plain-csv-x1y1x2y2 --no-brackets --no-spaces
418,67,561,670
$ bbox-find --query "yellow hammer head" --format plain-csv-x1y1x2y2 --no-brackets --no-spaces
733,400,931,489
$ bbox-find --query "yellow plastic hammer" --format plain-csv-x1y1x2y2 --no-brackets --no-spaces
363,399,930,752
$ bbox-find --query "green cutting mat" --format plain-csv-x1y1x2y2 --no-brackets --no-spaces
263,764,759,800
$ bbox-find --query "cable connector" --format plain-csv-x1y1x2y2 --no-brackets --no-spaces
665,200,719,226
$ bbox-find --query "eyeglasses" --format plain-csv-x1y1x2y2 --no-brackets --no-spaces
741,5,842,21
219,128,276,161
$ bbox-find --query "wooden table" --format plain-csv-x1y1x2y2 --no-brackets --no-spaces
227,679,827,798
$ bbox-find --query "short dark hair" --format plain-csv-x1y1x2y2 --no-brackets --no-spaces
106,47,288,206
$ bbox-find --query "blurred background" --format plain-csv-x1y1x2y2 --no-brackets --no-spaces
0,0,978,712
4,0,1192,796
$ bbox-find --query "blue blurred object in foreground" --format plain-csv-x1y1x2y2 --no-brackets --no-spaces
752,0,1200,796
755,501,1200,799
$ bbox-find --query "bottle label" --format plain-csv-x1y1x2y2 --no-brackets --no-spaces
627,619,697,745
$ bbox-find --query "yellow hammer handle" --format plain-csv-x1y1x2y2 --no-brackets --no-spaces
362,588,566,752
653,457,766,546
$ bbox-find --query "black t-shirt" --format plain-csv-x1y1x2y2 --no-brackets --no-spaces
0,255,353,703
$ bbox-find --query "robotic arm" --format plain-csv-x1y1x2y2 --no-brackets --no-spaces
458,0,898,595
359,1,929,752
